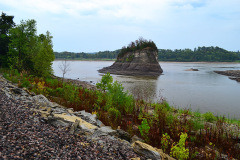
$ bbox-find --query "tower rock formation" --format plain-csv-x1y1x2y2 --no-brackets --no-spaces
98,47,163,77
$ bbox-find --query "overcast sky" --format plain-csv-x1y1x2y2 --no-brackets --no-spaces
1,0,240,52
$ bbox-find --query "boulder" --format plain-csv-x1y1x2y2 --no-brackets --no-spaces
132,141,161,160
53,113,97,130
33,94,52,106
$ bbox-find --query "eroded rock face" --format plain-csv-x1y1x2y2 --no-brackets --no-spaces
99,48,163,77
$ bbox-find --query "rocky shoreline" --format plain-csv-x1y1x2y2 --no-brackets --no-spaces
98,66,162,77
0,74,172,160
214,70,240,82
52,75,97,90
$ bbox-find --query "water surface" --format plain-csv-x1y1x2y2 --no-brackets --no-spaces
52,61,240,118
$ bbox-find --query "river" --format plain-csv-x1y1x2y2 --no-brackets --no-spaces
52,61,240,119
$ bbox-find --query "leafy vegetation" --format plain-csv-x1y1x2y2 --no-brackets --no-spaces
203,112,217,122
170,132,189,160
0,12,15,67
1,12,240,160
161,133,170,152
2,69,240,159
117,37,158,58
139,118,151,142
0,13,54,77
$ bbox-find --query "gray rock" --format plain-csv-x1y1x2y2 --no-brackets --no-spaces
7,84,15,89
132,141,161,160
70,119,80,134
33,94,51,106
99,126,117,136
11,88,25,95
116,129,131,142
96,119,105,127
78,123,96,136
131,135,144,144
79,110,97,126
91,128,109,139
47,117,70,128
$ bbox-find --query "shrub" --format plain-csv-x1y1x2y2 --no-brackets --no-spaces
18,78,31,88
139,118,150,141
203,112,217,122
96,73,134,114
108,107,121,123
46,78,60,88
96,72,113,91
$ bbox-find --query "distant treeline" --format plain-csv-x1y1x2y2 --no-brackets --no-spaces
54,46,240,62
54,50,120,60
159,46,240,62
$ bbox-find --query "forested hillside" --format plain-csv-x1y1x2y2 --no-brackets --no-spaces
54,46,240,62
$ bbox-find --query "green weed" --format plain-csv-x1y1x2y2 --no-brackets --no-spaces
170,132,189,160
139,118,150,142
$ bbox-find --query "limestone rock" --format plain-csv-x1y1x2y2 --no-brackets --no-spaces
99,47,163,77
33,94,52,106
96,119,105,127
98,126,117,136
53,113,97,129
90,128,109,139
70,119,80,134
132,141,161,160
78,110,97,126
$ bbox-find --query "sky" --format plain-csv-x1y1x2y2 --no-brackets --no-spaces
1,0,240,52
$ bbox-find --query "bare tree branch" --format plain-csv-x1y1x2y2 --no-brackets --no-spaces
58,59,71,81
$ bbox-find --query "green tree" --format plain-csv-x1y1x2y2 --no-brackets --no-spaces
8,19,54,77
32,32,55,77
0,12,15,67
8,19,37,71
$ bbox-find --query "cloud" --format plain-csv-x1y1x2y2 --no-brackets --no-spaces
1,0,240,51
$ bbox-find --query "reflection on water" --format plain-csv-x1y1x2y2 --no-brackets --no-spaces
52,61,240,118
118,76,158,102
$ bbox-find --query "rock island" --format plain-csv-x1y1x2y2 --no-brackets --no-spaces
98,38,163,77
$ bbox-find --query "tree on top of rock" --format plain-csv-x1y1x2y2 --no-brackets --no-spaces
118,37,158,58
